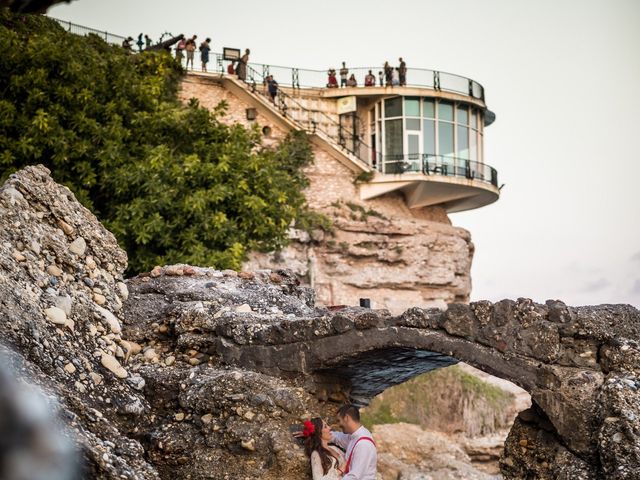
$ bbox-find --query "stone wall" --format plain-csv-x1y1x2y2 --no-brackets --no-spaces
180,74,473,312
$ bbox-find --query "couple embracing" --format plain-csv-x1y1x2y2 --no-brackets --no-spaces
299,404,377,480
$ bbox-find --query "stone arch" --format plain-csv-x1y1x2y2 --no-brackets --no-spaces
204,299,638,479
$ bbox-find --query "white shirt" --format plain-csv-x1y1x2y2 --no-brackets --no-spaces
331,426,377,480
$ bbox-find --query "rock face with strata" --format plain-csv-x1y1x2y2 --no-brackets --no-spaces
245,201,473,313
0,165,639,479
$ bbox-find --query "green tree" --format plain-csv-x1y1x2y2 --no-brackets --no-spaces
0,11,318,273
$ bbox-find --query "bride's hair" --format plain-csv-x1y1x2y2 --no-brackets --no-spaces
304,417,334,475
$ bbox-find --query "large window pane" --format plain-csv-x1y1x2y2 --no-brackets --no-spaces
423,99,435,118
456,105,468,125
423,119,435,155
438,101,453,121
406,118,421,131
384,97,402,118
438,122,454,157
457,125,469,159
384,119,403,173
385,119,403,157
407,134,420,169
404,97,420,117
470,129,477,161
471,108,478,129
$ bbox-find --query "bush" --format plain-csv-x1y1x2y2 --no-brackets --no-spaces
0,12,316,273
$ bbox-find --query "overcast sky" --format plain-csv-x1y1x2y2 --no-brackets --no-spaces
49,0,640,308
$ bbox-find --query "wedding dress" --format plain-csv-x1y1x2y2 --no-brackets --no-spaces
310,445,345,480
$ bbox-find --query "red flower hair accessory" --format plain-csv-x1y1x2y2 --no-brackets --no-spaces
302,420,316,438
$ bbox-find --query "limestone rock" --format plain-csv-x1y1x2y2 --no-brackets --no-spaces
95,305,121,334
44,306,67,325
100,354,128,379
69,237,87,256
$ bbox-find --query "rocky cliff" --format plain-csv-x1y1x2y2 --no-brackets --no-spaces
0,165,639,479
245,199,473,313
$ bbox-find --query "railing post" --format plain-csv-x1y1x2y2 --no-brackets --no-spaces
292,68,300,89
468,79,474,97
262,64,270,80
217,54,223,73
67,21,71,32
433,71,440,91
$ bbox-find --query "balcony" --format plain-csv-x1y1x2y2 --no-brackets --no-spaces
359,155,500,213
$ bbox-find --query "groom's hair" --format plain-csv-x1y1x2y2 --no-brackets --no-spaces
337,404,360,422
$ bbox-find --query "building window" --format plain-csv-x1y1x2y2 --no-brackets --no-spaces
371,96,485,172
384,97,402,118
404,97,420,117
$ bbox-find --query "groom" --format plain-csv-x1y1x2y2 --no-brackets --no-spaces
331,404,377,479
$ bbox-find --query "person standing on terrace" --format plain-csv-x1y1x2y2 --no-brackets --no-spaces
144,34,152,49
364,70,376,86
185,35,197,70
236,48,250,81
339,62,349,87
398,57,407,86
200,38,211,72
327,69,338,88
175,37,186,64
383,61,392,86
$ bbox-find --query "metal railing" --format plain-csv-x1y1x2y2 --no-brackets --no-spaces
181,52,485,101
48,16,127,45
46,16,485,101
377,154,498,187
241,63,372,161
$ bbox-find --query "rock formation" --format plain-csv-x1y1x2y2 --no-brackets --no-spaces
0,165,639,479
244,200,473,313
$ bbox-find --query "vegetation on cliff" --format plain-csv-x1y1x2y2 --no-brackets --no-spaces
0,11,316,273
362,365,516,437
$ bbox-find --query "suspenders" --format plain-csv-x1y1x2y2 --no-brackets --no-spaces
343,437,376,474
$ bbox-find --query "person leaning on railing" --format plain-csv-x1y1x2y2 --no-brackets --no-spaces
236,48,250,81
364,70,376,87
327,69,338,88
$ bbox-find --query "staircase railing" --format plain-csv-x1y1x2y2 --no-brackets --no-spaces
242,64,371,163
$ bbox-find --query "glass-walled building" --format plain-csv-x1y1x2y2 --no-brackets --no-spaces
368,96,494,185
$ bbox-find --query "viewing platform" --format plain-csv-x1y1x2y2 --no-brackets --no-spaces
190,58,501,213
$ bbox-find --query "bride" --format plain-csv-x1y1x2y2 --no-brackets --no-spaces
303,417,346,479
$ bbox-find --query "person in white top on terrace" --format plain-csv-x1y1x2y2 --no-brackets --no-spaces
331,404,377,480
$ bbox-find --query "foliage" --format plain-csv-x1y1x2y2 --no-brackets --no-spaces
294,210,334,235
0,12,317,274
353,170,375,184
345,201,388,221
361,365,515,436
360,404,407,429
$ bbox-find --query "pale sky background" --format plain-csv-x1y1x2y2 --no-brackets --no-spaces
49,0,640,307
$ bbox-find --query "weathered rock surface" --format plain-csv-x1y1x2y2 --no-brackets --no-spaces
374,423,500,480
1,166,639,479
245,201,473,313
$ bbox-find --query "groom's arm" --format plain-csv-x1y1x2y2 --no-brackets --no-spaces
330,430,350,450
